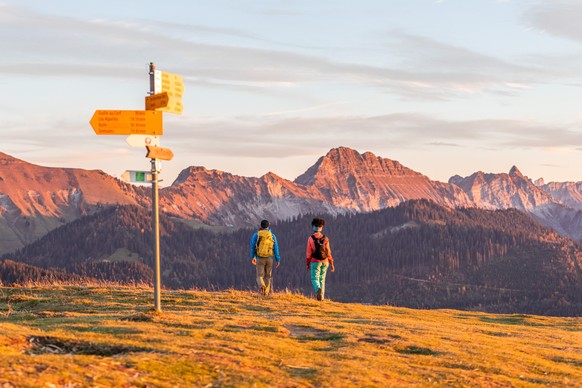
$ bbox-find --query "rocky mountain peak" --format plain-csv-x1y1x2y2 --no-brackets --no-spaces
452,166,557,212
292,147,471,210
171,166,213,186
294,147,420,186
448,175,463,186
261,171,285,182
509,166,524,178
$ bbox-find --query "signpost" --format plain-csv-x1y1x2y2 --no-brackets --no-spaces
147,62,181,312
89,62,184,313
154,70,184,99
145,92,183,114
146,145,174,161
145,92,169,110
147,68,185,116
121,170,153,183
125,134,160,148
90,110,163,136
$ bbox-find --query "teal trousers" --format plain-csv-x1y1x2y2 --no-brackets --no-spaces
310,260,329,298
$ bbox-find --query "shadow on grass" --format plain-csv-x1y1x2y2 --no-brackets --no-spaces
27,336,157,356
395,345,439,356
284,325,345,342
552,357,582,367
286,365,317,379
297,333,345,342
479,315,535,326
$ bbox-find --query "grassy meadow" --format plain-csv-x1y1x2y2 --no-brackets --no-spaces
0,285,581,387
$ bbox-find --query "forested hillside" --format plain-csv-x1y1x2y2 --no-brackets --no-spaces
4,200,582,315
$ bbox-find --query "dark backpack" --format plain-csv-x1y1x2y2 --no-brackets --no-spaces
311,234,330,260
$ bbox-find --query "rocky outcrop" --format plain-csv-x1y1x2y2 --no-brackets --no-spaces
159,147,474,226
449,167,582,242
449,166,556,210
0,152,146,254
296,147,473,210
161,166,346,226
535,180,582,211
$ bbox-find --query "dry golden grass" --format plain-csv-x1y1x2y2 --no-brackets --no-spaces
0,286,581,387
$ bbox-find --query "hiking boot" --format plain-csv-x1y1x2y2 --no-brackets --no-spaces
260,286,266,295
317,288,323,301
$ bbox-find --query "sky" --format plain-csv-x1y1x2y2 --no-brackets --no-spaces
2,0,582,186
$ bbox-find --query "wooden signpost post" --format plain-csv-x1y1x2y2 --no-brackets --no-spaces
89,62,184,312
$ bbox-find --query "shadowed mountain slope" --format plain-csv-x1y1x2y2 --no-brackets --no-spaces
6,200,582,316
450,167,582,242
0,153,147,254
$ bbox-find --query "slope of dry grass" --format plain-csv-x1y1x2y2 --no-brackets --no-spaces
0,286,581,387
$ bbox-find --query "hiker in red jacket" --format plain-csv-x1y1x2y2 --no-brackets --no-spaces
306,217,335,301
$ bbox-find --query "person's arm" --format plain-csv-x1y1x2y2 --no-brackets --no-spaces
273,233,280,261
250,232,258,261
306,236,314,269
272,233,281,266
326,238,335,272
326,238,333,264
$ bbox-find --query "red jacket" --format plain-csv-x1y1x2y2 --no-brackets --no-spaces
306,232,334,267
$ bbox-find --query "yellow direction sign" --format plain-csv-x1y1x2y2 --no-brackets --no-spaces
145,92,183,114
154,70,184,100
146,145,174,161
90,110,163,136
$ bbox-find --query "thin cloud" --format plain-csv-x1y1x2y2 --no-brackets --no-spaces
425,142,461,147
0,3,571,103
163,114,582,159
525,1,582,43
262,101,349,117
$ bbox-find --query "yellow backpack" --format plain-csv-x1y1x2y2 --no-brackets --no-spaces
256,230,275,257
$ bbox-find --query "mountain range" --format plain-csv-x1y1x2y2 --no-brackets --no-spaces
2,147,582,255
3,147,582,315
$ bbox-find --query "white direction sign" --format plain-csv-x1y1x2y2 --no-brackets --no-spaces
121,170,153,183
125,134,161,148
154,70,184,99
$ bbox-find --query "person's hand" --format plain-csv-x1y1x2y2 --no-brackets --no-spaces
275,262,280,268
252,258,257,266
330,264,335,273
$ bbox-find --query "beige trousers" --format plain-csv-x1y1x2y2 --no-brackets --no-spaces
255,257,274,294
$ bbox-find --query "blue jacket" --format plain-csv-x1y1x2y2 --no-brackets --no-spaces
250,228,281,262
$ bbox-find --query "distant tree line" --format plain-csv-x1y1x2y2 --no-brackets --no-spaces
0,259,83,285
4,200,582,316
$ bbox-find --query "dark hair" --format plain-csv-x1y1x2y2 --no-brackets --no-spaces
260,220,270,229
311,217,325,227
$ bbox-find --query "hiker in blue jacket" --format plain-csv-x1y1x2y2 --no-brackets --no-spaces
250,220,281,295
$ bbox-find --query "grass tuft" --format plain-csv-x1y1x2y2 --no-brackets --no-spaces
120,312,154,322
27,336,154,356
